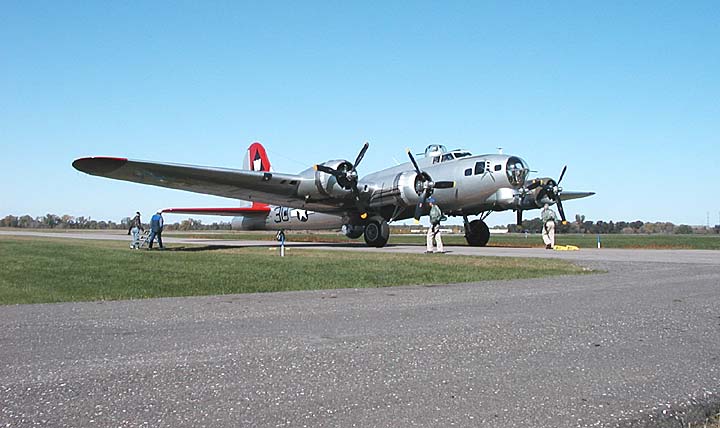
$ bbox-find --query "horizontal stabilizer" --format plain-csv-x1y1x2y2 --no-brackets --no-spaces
161,204,271,217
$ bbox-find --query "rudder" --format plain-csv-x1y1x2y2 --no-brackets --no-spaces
243,142,272,172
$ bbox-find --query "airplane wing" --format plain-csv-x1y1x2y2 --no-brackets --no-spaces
72,157,318,209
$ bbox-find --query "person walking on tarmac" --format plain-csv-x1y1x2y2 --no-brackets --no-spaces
541,203,558,249
127,211,144,249
426,197,446,254
148,210,165,250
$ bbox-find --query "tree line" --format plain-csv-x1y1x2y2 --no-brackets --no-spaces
507,214,719,235
0,214,231,231
2,213,718,234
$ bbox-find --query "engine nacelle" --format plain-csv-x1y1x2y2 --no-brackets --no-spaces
485,188,518,210
518,177,557,209
364,171,423,209
296,160,355,200
486,187,554,211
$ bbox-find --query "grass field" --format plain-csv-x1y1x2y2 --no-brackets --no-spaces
0,236,589,305
167,231,720,250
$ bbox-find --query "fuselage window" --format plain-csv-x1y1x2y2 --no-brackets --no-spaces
494,164,501,172
464,168,472,176
474,161,485,175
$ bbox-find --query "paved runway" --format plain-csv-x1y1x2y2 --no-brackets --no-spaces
1,231,719,427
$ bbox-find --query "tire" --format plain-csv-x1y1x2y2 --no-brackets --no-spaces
363,217,390,247
465,219,490,246
342,224,365,239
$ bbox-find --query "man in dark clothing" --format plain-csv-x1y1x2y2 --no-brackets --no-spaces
148,211,164,249
127,211,143,249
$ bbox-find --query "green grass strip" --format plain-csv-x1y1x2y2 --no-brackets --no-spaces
167,231,720,250
0,236,588,305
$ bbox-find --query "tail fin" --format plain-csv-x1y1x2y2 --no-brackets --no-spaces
243,142,272,172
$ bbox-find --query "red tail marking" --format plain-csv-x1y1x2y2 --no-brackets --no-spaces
248,142,271,172
247,142,272,211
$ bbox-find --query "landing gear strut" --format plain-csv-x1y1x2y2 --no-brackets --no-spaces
364,216,390,247
463,216,490,247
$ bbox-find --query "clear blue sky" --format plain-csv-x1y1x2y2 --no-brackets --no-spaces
2,1,719,226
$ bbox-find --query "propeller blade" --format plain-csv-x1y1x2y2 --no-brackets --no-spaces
557,165,567,186
406,149,422,175
556,196,567,223
516,210,523,226
536,186,547,202
414,191,430,221
526,179,542,191
314,164,338,176
433,181,455,189
354,142,369,169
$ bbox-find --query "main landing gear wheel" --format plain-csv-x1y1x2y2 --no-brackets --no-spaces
465,219,490,247
342,224,365,239
363,216,390,248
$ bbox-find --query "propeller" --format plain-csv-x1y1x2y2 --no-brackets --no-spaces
406,149,455,221
536,165,568,224
314,142,370,217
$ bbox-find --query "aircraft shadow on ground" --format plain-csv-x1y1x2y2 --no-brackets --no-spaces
163,242,417,252
164,245,239,252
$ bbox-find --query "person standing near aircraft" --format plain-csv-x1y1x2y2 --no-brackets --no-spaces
127,211,143,249
541,203,557,249
148,211,164,249
426,198,445,254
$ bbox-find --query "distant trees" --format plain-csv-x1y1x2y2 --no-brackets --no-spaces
1,214,126,229
1,212,717,235
507,215,718,235
674,225,693,234
0,214,231,231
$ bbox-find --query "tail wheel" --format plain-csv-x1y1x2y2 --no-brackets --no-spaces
363,216,390,247
465,219,490,247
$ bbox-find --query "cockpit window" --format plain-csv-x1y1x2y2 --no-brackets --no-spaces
441,154,454,162
506,156,529,187
474,161,485,175
454,152,472,159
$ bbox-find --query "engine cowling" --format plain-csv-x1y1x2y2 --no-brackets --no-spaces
364,170,425,210
517,177,557,209
297,160,355,200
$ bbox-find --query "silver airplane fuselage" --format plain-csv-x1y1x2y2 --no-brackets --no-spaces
359,152,530,221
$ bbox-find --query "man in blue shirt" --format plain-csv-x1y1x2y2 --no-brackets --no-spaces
148,211,164,249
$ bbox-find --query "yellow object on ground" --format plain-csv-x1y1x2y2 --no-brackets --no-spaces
554,245,580,251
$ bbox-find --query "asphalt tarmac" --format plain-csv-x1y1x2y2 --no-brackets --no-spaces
1,231,719,427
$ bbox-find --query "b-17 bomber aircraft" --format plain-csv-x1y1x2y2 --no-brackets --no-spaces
73,142,594,247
